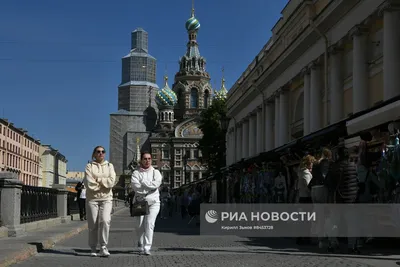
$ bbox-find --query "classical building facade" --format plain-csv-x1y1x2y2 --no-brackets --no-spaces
0,118,41,186
226,0,400,165
109,28,159,177
39,144,68,188
149,6,227,189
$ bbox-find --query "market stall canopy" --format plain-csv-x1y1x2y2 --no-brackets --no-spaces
347,96,400,135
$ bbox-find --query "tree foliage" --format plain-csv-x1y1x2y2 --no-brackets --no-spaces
198,98,227,176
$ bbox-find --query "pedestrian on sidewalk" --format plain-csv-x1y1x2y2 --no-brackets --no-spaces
131,151,163,256
75,182,87,221
84,145,117,258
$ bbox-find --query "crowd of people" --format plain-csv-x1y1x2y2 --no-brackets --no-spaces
296,143,371,254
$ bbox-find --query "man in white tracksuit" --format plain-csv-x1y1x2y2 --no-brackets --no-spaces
131,151,162,255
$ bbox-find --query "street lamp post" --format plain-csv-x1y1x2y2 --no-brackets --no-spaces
220,115,230,167
219,115,231,204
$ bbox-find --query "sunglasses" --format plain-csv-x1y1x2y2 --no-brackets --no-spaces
96,150,106,154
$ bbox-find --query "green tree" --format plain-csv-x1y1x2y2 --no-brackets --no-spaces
198,98,227,176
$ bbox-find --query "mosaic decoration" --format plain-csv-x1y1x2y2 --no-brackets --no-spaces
176,119,204,138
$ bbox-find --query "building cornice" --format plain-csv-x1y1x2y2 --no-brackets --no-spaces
227,0,365,119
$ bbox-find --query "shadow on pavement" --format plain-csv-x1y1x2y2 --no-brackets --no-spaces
237,237,400,261
154,215,200,235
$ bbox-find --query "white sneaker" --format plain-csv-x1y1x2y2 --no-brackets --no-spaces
143,250,151,256
90,247,97,257
98,246,110,257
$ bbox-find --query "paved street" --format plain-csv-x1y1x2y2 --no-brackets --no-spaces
11,208,400,267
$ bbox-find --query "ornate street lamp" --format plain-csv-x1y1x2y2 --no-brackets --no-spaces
219,116,230,132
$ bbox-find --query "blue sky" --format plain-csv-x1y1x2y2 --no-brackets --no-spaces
0,0,287,171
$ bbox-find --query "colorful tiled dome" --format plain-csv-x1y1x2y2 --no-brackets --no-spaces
155,76,178,107
185,16,200,32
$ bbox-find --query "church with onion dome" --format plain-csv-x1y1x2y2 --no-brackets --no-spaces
149,3,227,189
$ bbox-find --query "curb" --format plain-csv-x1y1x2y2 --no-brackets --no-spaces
0,207,128,267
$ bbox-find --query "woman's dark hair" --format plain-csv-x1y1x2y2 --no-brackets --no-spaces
140,151,151,160
92,146,105,160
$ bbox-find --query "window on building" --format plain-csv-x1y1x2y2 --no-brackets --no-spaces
193,172,199,181
204,90,209,108
162,149,170,159
176,155,181,160
185,149,191,159
193,149,199,159
190,88,198,108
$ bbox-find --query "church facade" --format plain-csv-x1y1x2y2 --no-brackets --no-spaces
149,7,227,189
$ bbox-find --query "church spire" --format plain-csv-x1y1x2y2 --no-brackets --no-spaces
191,0,195,17
215,67,228,100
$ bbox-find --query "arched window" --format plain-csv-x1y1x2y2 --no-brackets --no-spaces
177,89,184,110
204,90,209,108
190,88,198,108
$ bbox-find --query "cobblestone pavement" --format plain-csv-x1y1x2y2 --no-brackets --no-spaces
12,208,400,267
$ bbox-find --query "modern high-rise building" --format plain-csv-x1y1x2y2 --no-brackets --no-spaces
110,28,159,176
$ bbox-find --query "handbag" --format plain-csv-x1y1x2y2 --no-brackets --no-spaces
131,196,149,217
130,170,155,217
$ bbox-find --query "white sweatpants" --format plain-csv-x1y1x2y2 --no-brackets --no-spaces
86,200,113,249
135,202,160,251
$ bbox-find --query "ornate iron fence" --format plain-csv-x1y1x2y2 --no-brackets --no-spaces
20,185,58,224
67,192,79,215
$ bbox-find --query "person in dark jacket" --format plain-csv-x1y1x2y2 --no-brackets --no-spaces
325,145,360,253
75,181,86,220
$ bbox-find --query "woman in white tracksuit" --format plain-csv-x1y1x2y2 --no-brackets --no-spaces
131,151,162,255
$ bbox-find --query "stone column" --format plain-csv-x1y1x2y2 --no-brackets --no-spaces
329,44,344,123
350,25,369,113
256,106,263,154
309,61,323,132
53,184,69,223
248,113,256,157
242,119,249,159
380,1,400,100
302,68,311,135
265,98,274,151
274,93,280,148
0,172,24,237
279,88,290,145
236,124,242,161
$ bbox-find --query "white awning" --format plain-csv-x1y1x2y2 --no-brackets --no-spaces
346,100,400,135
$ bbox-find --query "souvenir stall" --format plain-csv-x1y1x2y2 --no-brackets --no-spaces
355,122,400,204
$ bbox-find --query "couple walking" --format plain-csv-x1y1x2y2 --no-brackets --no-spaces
83,146,162,257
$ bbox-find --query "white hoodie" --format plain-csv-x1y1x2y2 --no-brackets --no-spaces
84,160,117,201
131,166,162,205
